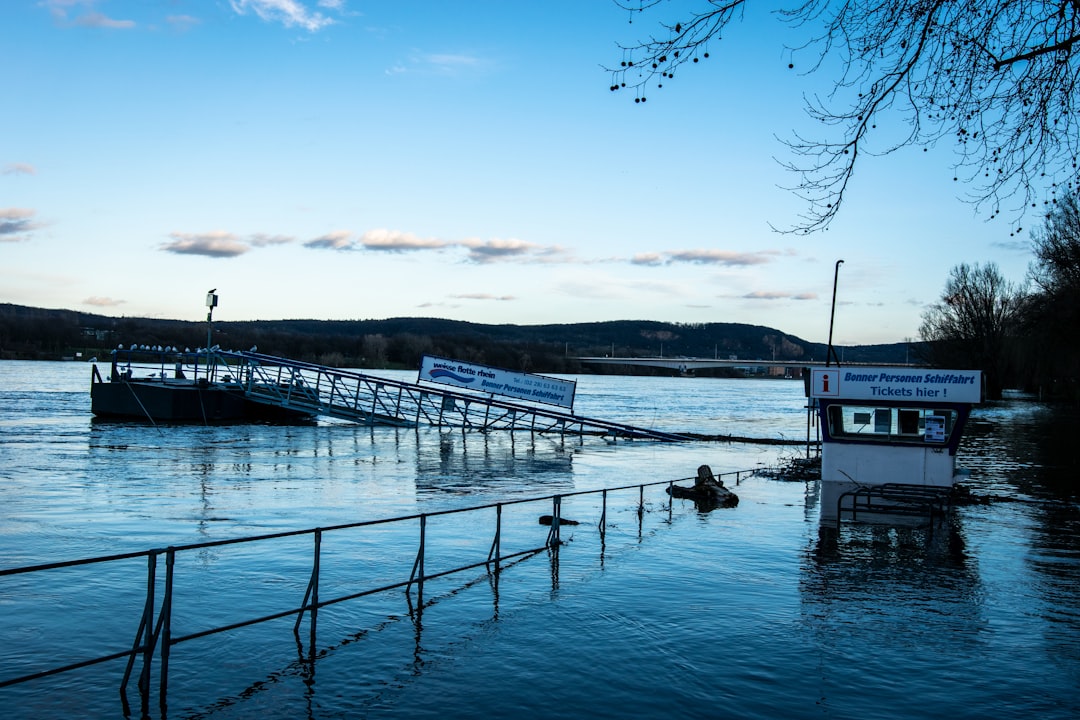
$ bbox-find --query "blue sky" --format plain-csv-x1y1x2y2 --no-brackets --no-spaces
1,1,1033,346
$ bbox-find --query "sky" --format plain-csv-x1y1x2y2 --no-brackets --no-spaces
1,1,1035,347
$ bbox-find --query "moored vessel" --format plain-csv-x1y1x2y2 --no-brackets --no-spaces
90,347,314,423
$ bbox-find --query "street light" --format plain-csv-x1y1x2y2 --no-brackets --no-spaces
206,289,218,352
826,261,843,367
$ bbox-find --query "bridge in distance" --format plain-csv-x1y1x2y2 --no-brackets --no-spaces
574,357,914,372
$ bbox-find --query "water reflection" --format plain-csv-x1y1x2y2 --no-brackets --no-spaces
797,399,1080,718
414,430,575,498
962,401,1080,631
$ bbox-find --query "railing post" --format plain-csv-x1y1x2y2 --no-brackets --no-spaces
310,529,321,657
408,515,427,606
418,515,425,604
138,552,157,716
487,504,503,570
159,548,175,715
599,489,607,540
371,386,384,425
637,485,645,538
546,495,562,548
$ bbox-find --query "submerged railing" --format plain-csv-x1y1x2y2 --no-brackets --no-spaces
0,468,756,718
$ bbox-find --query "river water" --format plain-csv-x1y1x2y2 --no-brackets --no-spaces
1,361,1078,719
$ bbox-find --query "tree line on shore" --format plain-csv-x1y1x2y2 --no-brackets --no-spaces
919,195,1080,402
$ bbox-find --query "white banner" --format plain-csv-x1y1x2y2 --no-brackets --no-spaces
809,366,982,404
418,355,577,409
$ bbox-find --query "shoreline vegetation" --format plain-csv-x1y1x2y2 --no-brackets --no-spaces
0,303,914,375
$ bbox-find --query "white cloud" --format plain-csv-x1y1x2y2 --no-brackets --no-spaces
459,237,568,264
162,231,249,258
249,233,294,247
388,51,489,77
166,15,201,32
0,208,42,242
665,249,775,266
229,0,342,32
360,229,451,251
351,230,568,264
303,230,354,250
84,296,126,307
2,163,36,176
41,1,135,28
74,11,134,29
738,291,819,301
450,293,516,301
630,253,664,266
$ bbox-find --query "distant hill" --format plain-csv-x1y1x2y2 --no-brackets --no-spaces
0,303,921,372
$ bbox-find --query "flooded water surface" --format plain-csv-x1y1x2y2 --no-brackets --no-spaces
1,361,1078,718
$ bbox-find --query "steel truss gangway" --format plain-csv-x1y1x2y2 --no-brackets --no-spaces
212,350,687,442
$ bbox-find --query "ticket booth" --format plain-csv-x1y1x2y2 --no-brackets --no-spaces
808,366,983,524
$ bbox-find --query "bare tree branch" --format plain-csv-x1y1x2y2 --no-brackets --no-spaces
608,0,1080,234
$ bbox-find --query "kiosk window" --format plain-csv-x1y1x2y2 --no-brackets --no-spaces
827,405,958,444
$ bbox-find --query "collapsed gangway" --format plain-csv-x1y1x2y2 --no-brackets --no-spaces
211,350,686,442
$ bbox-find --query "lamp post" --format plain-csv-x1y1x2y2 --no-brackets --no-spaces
206,289,218,352
826,261,843,367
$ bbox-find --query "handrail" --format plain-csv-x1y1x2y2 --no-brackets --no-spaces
231,350,688,440
0,467,758,715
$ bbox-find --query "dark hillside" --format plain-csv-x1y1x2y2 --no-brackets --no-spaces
0,303,918,372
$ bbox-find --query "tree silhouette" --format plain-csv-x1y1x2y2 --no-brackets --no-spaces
609,1,1080,234
919,262,1024,398
1022,192,1080,398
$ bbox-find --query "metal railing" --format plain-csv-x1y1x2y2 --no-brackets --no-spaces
0,467,757,717
234,350,689,440
835,482,953,529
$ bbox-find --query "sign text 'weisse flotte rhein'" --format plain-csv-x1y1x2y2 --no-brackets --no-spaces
418,355,577,410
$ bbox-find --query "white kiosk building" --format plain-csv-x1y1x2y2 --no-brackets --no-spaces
808,366,983,524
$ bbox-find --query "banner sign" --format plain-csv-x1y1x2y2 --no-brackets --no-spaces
809,366,982,404
419,355,577,410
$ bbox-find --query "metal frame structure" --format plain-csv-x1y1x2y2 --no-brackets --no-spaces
835,482,953,529
222,350,687,441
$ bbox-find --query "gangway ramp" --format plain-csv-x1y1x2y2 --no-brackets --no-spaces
220,350,687,442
